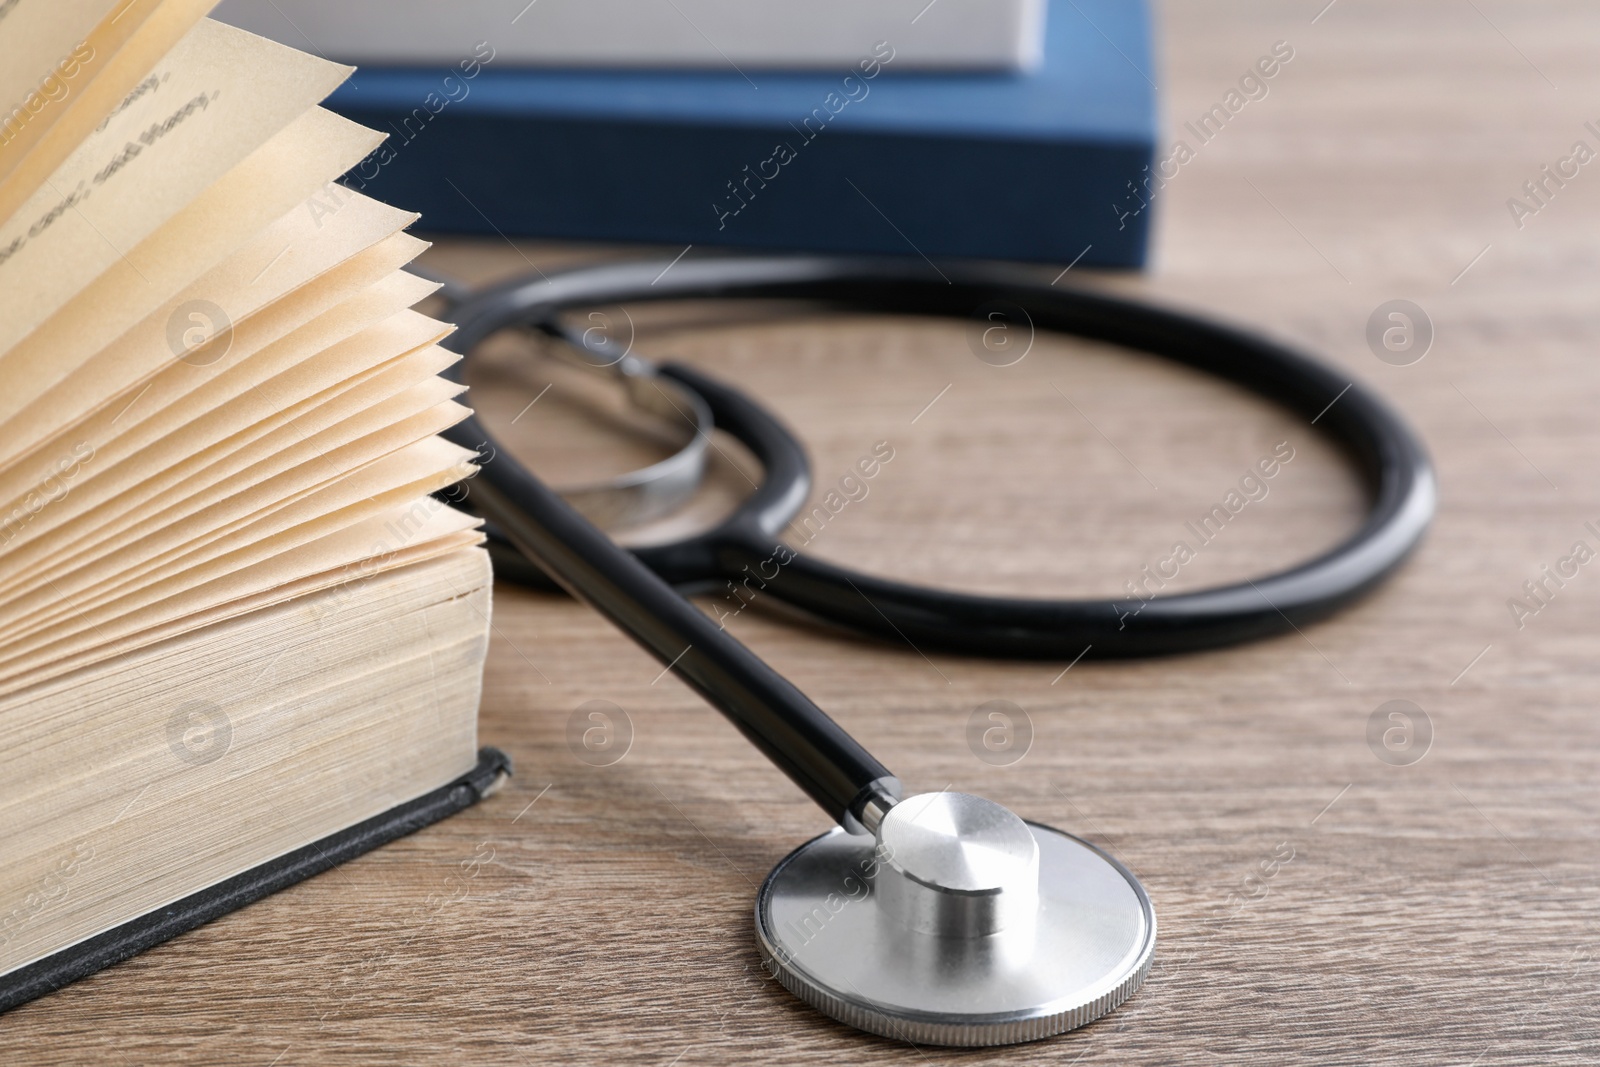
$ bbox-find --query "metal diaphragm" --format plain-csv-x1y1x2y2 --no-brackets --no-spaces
755,793,1155,1047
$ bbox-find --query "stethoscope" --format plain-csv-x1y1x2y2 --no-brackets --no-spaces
431,254,1436,1046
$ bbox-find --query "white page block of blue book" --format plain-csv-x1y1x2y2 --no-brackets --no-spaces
212,0,1046,71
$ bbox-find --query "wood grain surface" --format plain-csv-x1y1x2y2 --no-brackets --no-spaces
7,1,1600,1062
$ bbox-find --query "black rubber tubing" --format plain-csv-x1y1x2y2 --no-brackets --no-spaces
443,254,1437,660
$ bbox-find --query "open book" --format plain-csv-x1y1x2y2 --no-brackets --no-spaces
0,2,494,997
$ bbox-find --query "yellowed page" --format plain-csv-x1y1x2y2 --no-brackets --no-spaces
0,0,216,215
0,304,450,575
0,367,461,609
0,0,118,114
0,188,418,458
0,304,449,612
22,192,425,449
0,452,477,674
0,106,384,459
0,236,430,508
0,401,470,639
0,18,351,348
0,345,458,589
34,377,465,586
0,0,118,106
0,529,483,693
0,254,436,545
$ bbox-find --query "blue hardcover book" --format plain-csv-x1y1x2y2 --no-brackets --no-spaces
325,0,1156,266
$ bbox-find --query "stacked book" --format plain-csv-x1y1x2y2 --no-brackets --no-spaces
215,0,1157,266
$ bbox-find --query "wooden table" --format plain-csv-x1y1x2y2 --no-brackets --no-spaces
7,1,1598,1062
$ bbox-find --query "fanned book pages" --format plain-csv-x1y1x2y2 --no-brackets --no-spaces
0,2,497,999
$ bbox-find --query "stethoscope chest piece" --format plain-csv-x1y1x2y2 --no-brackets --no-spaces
755,792,1156,1046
